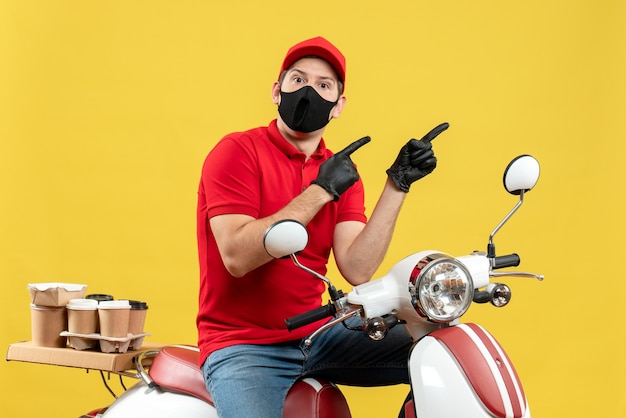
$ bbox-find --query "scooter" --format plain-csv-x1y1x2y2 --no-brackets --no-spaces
84,154,542,418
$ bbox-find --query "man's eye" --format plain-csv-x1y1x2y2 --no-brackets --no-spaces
319,82,329,89
293,76,305,83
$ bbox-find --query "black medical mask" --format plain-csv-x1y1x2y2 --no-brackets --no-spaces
278,86,339,133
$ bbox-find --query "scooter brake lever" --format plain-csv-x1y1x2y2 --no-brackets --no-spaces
304,309,361,347
490,271,544,281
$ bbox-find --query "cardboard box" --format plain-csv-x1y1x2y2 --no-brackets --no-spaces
6,341,165,372
28,283,87,307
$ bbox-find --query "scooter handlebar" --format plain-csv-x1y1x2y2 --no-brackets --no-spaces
493,253,520,269
285,303,336,331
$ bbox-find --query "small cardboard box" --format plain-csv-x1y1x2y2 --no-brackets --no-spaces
28,283,87,307
6,341,164,372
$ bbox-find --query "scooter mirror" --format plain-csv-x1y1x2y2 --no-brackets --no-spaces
263,220,309,259
503,155,540,195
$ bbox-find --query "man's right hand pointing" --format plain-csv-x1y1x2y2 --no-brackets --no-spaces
312,136,371,201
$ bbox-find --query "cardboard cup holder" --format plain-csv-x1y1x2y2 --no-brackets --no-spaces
60,331,150,353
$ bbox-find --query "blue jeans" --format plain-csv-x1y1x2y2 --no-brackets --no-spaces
202,319,414,418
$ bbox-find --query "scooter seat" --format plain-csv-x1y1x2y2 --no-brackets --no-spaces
148,345,351,418
149,345,213,404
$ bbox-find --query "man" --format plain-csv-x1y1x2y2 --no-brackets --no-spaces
196,36,443,418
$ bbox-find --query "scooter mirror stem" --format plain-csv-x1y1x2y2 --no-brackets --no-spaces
290,254,332,286
487,190,525,261
290,254,343,302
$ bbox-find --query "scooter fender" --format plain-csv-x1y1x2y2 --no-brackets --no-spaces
101,380,218,418
408,323,530,418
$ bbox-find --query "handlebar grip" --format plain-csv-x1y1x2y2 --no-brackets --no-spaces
493,253,521,269
285,303,336,331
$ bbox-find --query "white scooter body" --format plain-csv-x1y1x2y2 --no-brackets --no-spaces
347,251,530,418
346,251,491,340
409,324,530,418
101,381,217,418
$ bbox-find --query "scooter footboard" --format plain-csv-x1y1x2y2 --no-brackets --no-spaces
408,323,530,418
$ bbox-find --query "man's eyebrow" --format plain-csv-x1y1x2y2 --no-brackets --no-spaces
317,75,336,83
288,67,337,83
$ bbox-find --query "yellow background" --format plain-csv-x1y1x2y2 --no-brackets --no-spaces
1,1,624,417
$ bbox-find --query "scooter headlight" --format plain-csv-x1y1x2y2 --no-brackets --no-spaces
409,254,474,323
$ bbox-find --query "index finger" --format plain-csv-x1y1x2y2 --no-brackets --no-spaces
420,122,450,143
336,136,371,157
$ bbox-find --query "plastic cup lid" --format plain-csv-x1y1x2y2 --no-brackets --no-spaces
129,300,149,310
98,300,131,310
67,298,99,310
85,294,114,302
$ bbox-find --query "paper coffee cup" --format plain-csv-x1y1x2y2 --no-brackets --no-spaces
67,298,99,334
98,300,131,338
85,294,114,332
30,304,67,347
128,300,149,335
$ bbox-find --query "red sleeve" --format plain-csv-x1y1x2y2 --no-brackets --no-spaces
337,175,367,224
200,134,261,219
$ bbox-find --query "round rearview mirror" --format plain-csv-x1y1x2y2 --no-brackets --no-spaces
503,155,540,195
263,220,308,259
